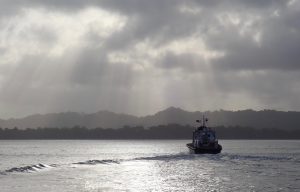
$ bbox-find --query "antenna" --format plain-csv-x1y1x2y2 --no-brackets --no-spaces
202,115,208,127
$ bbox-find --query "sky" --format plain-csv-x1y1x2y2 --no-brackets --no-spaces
0,0,300,118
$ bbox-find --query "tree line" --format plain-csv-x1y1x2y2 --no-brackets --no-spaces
0,124,299,139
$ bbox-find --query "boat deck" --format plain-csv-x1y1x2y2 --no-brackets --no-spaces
186,143,222,154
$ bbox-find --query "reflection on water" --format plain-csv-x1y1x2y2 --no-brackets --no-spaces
0,140,299,191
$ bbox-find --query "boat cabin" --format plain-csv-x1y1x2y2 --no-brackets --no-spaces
192,117,219,148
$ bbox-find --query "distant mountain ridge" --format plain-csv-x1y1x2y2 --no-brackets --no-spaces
0,107,299,130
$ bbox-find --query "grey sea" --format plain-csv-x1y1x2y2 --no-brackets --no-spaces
0,140,299,192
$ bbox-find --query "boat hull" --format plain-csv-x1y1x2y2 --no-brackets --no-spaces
186,143,222,154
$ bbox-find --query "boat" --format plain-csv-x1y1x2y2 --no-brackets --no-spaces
186,116,222,154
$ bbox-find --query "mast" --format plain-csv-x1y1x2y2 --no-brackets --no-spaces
202,115,208,127
196,115,208,127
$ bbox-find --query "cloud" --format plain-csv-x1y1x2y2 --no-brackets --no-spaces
209,4,300,71
0,0,300,118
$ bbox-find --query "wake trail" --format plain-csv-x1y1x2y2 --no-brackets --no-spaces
1,152,298,175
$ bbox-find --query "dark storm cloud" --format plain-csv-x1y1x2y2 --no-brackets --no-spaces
0,0,300,118
99,0,199,51
96,0,300,72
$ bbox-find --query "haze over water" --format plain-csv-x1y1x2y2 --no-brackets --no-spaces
0,140,299,191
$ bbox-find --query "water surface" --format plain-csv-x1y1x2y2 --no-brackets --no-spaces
0,140,299,191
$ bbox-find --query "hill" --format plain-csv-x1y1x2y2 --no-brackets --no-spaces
0,107,299,130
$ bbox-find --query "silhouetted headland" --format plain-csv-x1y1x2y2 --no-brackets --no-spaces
0,125,299,139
